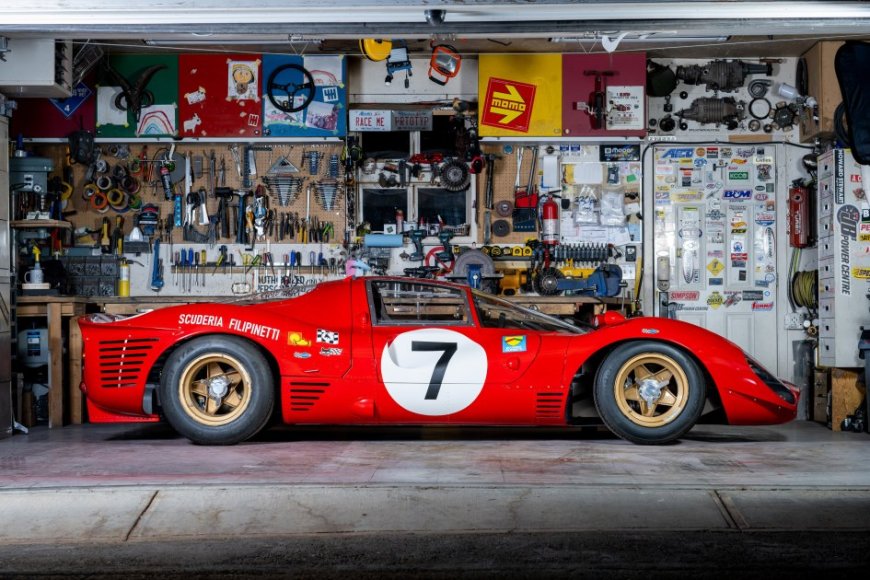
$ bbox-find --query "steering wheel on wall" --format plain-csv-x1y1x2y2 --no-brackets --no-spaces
266,63,316,113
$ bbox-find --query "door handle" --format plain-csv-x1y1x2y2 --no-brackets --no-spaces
504,357,519,370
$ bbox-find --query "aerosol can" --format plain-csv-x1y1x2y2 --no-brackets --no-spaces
118,258,130,297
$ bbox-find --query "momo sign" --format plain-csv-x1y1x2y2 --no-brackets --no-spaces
482,77,536,133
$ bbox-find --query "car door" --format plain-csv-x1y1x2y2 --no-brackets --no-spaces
367,279,541,424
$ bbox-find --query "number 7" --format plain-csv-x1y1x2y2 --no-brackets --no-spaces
411,341,458,400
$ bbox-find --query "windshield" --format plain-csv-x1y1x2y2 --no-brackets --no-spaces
472,290,588,334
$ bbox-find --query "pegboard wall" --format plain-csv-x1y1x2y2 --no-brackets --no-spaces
36,141,348,245
22,140,350,297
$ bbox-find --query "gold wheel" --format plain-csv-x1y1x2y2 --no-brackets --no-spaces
177,353,253,427
613,352,689,428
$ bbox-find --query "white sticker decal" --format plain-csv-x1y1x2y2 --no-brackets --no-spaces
381,329,487,416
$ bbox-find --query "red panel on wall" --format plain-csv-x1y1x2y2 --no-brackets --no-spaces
10,75,97,139
562,52,647,138
178,54,263,138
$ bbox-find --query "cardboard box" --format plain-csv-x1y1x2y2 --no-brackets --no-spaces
830,368,866,431
812,369,830,424
799,41,845,143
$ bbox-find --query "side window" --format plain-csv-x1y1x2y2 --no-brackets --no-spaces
369,281,470,325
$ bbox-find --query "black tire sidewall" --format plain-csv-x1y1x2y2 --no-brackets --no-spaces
160,335,274,445
594,341,705,444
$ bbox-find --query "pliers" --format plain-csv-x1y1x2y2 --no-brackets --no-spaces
322,221,334,243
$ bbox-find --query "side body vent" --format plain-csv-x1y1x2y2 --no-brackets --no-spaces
535,392,565,421
96,337,159,389
288,381,331,412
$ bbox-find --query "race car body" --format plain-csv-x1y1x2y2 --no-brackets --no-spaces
79,277,798,444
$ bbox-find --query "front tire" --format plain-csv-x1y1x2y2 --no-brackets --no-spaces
594,341,705,444
160,336,274,445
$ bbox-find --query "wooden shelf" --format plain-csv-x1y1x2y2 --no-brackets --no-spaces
11,219,73,229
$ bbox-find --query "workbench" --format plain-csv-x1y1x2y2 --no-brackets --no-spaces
15,292,626,428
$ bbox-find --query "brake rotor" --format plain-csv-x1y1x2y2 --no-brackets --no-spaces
440,158,471,191
492,219,511,237
495,199,514,217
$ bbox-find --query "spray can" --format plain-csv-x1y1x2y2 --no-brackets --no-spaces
118,259,130,297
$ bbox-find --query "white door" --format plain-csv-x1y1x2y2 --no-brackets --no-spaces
652,145,778,370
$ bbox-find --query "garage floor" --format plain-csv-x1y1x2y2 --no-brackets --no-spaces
0,420,868,578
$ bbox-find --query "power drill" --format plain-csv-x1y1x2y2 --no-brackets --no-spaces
409,229,427,261
436,230,455,263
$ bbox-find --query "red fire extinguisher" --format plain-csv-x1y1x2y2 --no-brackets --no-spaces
541,194,560,246
788,180,810,248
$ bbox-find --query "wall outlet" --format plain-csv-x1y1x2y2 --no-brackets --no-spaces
784,313,804,330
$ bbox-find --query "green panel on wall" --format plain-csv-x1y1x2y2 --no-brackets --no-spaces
96,54,179,138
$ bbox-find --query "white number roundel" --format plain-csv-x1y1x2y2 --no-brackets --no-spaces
381,328,488,416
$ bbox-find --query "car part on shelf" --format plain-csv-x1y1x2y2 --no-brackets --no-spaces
749,97,772,120
675,59,772,92
658,115,676,132
677,97,745,128
748,79,773,98
646,60,677,97
771,101,800,131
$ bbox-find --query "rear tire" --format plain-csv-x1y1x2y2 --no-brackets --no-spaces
594,341,705,444
160,335,274,445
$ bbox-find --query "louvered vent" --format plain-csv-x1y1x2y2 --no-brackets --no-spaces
289,381,330,412
535,392,564,420
97,338,159,388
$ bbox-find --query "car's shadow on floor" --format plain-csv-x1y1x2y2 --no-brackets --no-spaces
104,421,787,445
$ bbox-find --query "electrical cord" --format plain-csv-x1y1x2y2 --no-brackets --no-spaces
787,247,801,311
791,269,818,312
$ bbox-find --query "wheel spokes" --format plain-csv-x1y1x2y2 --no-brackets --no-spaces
190,381,209,398
205,395,221,416
224,387,244,409
658,389,678,407
633,363,655,381
653,367,674,385
622,360,680,417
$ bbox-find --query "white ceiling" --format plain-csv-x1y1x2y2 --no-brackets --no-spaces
0,1,869,58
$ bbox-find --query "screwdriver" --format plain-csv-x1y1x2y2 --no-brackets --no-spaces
187,248,194,291
200,249,207,285
213,245,227,275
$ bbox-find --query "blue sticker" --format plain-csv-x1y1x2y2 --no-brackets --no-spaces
50,82,92,119
502,335,527,353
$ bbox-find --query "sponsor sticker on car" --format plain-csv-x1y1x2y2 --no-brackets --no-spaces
502,335,527,353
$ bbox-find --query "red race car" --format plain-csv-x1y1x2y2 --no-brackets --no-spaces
79,277,798,445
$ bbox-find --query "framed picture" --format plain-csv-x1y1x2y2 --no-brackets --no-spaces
383,223,397,235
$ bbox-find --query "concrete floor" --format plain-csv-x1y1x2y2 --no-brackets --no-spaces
0,420,868,578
